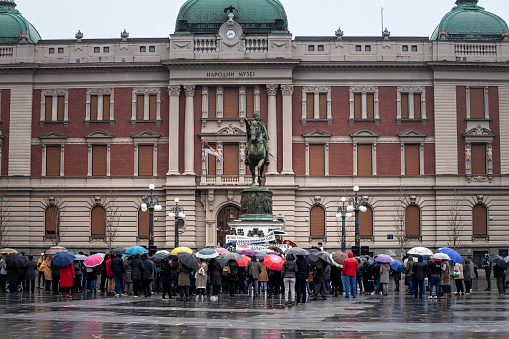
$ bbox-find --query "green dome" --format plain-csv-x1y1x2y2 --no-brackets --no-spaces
431,0,508,41
0,1,41,44
175,0,288,33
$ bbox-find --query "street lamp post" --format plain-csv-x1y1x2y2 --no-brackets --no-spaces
168,197,185,248
336,197,353,252
347,186,368,249
141,184,162,255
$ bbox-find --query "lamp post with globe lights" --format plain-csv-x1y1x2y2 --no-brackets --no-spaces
347,186,368,249
168,197,185,248
336,197,353,252
141,184,162,254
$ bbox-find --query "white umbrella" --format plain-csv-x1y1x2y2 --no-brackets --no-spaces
407,247,433,256
431,253,451,261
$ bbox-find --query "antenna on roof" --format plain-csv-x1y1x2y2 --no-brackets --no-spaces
381,7,384,35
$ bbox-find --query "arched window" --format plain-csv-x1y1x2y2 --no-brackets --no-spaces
138,207,149,238
217,205,240,247
91,205,106,238
310,205,325,237
45,205,59,238
359,206,373,237
405,205,421,238
472,204,487,236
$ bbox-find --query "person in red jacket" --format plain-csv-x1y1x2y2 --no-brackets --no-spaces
59,263,75,298
342,252,359,298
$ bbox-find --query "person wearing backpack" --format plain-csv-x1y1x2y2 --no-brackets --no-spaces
246,257,262,297
281,254,298,305
226,259,239,296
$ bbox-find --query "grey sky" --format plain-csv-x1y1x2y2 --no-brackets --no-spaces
18,0,509,40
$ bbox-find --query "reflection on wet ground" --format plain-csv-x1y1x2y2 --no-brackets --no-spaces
0,285,508,338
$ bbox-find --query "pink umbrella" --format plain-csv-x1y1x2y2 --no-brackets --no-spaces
215,248,228,255
84,254,104,267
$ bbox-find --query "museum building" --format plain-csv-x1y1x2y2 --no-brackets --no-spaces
1,0,509,260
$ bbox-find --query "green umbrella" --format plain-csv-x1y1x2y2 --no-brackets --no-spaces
196,248,219,259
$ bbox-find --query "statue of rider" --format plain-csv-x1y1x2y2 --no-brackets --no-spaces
244,112,270,166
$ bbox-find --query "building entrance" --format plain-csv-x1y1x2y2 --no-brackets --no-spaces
216,205,240,247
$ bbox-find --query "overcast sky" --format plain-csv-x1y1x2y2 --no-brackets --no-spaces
17,0,509,40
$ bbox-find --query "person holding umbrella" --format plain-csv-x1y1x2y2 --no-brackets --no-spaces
440,257,451,298
246,256,261,297
111,254,126,297
208,258,222,300
428,258,442,299
295,255,309,304
177,258,192,301
379,262,391,297
493,260,506,295
59,261,75,298
281,254,298,305
453,260,464,295
36,253,45,289
0,254,7,292
227,259,239,296
24,255,37,294
412,256,427,300
141,254,153,297
160,256,174,300
44,255,53,293
482,253,492,291
195,259,208,300
6,253,25,293
311,257,327,300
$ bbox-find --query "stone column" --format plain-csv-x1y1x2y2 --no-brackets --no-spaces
184,85,195,175
168,85,180,175
266,84,278,174
281,84,294,175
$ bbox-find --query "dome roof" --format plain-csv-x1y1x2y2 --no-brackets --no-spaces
0,1,41,44
175,0,288,34
431,0,508,41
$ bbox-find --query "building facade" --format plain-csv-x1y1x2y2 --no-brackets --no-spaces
1,0,509,261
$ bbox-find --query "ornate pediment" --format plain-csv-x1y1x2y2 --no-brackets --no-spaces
39,131,68,140
218,124,244,135
131,129,161,139
85,130,114,139
350,128,380,138
398,129,427,138
303,129,332,138
463,125,495,137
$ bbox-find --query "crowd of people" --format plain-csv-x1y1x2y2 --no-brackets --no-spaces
1,249,508,303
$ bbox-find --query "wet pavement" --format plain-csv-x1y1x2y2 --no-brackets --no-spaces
0,280,508,338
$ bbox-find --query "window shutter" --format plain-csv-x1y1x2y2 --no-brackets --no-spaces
309,144,325,175
149,95,157,120
246,87,254,118
223,87,239,118
357,144,372,175
472,204,487,236
208,142,216,175
138,145,153,176
223,144,238,175
414,93,421,119
90,95,98,121
319,93,327,119
46,146,61,177
45,96,53,121
208,87,216,118
471,144,486,175
405,205,420,237
401,93,409,119
354,93,362,119
92,145,107,176
136,95,144,120
310,206,325,237
138,208,149,237
57,96,65,121
367,93,374,119
306,93,314,119
103,95,110,120
470,88,485,119
91,206,106,237
45,205,57,235
359,206,373,237
405,144,420,175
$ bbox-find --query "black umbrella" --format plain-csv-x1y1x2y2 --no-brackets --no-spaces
491,255,507,268
111,247,129,255
5,253,25,269
177,252,199,270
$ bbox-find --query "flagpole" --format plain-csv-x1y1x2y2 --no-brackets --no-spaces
381,7,384,34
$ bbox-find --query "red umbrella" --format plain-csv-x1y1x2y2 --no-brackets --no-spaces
236,254,252,268
264,254,285,271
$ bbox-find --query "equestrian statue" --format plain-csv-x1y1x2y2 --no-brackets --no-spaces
244,112,270,188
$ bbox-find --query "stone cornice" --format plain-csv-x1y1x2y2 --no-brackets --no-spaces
34,63,167,74
428,62,509,72
164,59,300,70
296,62,430,72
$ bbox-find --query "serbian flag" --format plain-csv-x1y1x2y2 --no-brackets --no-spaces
270,153,276,161
204,142,223,160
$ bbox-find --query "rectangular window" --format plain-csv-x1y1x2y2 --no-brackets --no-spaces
136,95,144,120
103,47,109,53
140,46,146,52
470,88,485,119
308,45,314,51
357,144,372,176
46,146,61,177
306,93,314,119
149,46,155,52
45,96,53,121
208,142,216,175
401,93,409,119
49,48,55,54
103,95,110,120
365,45,371,52
355,45,361,51
149,94,157,120
208,87,216,118
414,93,422,119
405,144,420,175
223,87,239,118
138,145,153,176
319,93,327,119
309,144,325,176
411,45,418,52
402,45,409,52
57,96,65,121
354,93,362,119
471,144,486,175
223,144,238,176
92,145,107,176
90,95,98,120
318,45,324,51
366,93,374,119
94,47,100,53
246,87,254,118
58,48,64,54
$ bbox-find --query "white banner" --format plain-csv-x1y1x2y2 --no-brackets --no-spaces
226,234,276,244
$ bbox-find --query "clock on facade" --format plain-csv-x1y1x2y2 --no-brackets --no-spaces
225,29,236,39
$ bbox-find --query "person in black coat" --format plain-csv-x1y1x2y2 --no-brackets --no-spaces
312,258,327,300
412,256,427,300
169,257,179,297
111,254,126,296
130,254,144,297
51,262,61,295
227,259,239,296
141,254,153,297
87,266,98,293
208,258,222,298
296,255,310,304
24,256,37,294
160,257,174,299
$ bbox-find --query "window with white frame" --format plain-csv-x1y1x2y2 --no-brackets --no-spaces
398,129,427,176
85,130,113,177
303,129,331,176
397,86,427,125
349,86,379,125
40,89,69,127
351,129,379,175
85,88,115,127
202,85,261,122
132,130,160,177
131,87,162,126
466,87,489,120
39,131,68,177
463,125,495,183
301,86,332,125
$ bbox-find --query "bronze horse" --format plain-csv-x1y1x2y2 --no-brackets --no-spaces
245,119,269,187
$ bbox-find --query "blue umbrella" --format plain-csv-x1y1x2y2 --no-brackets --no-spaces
390,260,404,272
438,247,463,264
52,250,76,266
126,246,148,255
